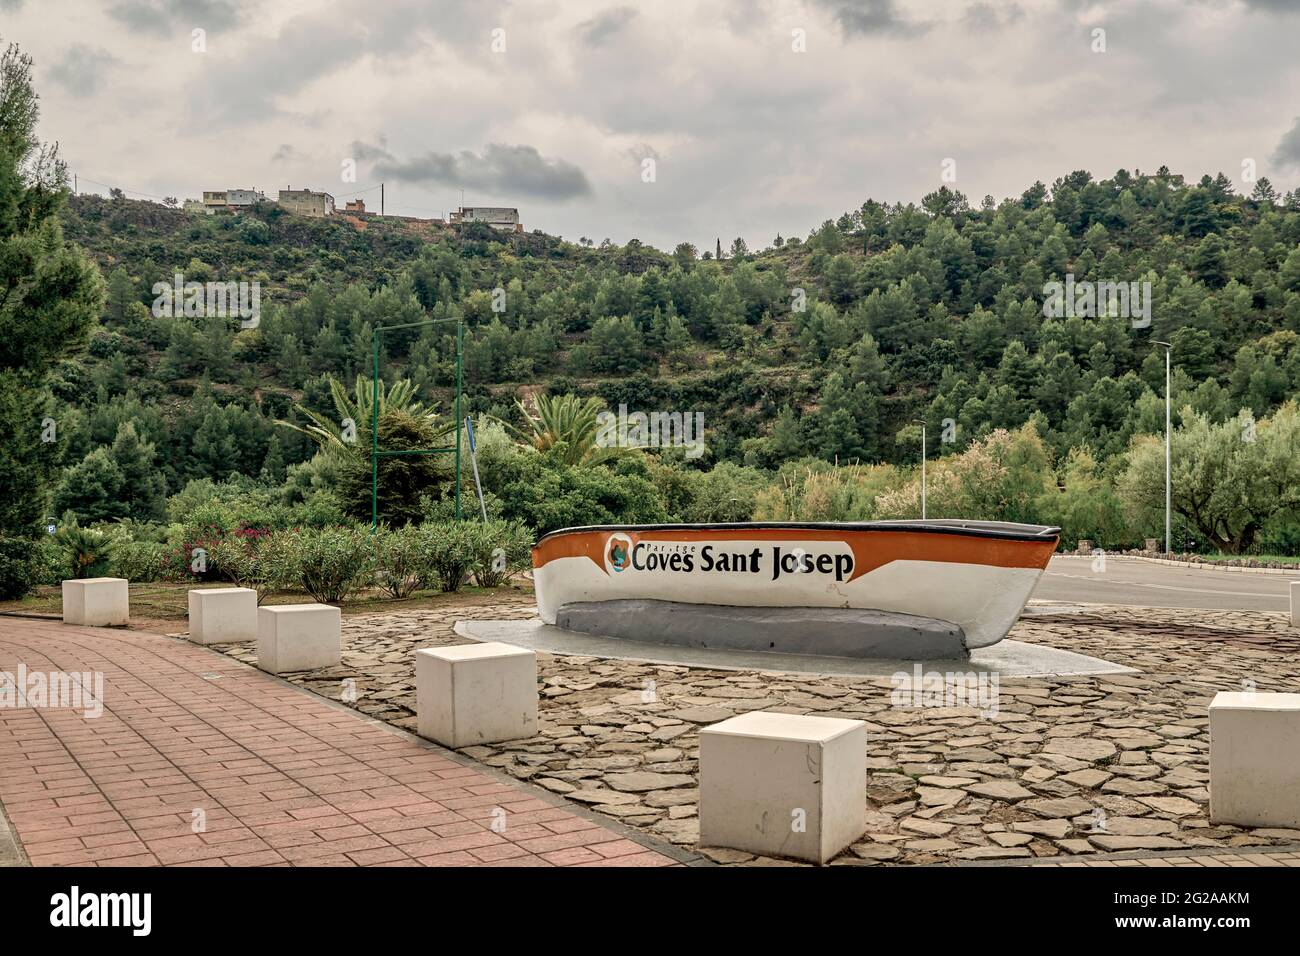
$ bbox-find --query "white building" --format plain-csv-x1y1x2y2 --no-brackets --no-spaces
277,188,336,218
199,188,267,213
449,206,522,232
226,188,267,208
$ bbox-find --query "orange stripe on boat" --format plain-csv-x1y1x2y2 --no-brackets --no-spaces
532,528,1056,581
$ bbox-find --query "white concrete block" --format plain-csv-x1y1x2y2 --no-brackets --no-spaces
699,711,866,863
1210,691,1300,828
416,642,537,748
188,588,258,645
61,578,129,627
1291,581,1299,627
256,604,341,674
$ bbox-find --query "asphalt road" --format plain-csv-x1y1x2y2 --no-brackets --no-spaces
1030,555,1297,612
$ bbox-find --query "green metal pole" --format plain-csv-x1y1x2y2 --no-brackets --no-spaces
454,320,463,520
371,327,381,531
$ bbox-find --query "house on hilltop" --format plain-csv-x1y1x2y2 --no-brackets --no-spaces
199,188,267,214
277,187,335,218
449,206,522,232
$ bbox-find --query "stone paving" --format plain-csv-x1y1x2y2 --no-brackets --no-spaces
1030,847,1300,867
0,617,679,867
210,597,1300,866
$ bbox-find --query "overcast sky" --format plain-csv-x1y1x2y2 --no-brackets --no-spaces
6,0,1300,250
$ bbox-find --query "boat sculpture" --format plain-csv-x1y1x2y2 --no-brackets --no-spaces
531,520,1060,658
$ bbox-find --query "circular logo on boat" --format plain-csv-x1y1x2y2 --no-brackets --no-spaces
605,533,634,573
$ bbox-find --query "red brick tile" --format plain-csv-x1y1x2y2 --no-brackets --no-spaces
0,618,674,870
541,846,604,865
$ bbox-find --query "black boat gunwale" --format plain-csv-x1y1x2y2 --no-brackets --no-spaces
536,519,1062,545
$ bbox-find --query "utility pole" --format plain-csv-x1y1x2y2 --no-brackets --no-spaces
912,419,927,520
380,182,384,216
465,415,488,521
1154,341,1173,554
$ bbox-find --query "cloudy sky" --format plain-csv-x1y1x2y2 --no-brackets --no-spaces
5,0,1300,250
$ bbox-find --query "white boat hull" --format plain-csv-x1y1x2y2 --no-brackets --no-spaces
532,521,1059,650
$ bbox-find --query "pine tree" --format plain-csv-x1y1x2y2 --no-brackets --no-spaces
645,306,667,352
661,309,692,366
109,421,166,521
261,432,287,483
104,267,137,326
1250,177,1279,205
0,43,105,571
710,282,746,348
769,405,803,461
53,448,126,524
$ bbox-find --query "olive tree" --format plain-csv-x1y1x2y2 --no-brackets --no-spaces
1119,403,1300,554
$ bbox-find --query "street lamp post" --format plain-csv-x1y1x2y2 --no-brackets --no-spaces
1153,341,1172,555
912,419,927,520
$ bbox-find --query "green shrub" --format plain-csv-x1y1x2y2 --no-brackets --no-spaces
181,499,237,540
421,491,504,523
208,531,296,602
684,462,769,522
373,525,432,598
0,536,37,599
493,452,669,535
107,518,169,544
110,539,169,583
28,536,63,586
280,526,375,603
284,493,347,529
418,522,479,592
1258,517,1300,557
470,519,534,588
170,478,345,535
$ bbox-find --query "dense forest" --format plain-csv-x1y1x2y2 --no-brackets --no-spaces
62,172,1300,462
21,165,1300,577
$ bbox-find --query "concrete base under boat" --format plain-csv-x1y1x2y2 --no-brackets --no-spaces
454,617,1136,679
555,599,968,660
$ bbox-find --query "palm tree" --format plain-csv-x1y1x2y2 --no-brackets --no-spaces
276,375,457,525
276,375,451,451
508,392,617,466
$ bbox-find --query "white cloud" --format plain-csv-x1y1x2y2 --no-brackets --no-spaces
15,0,1300,249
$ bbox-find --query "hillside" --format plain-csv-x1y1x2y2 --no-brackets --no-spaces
50,171,1300,527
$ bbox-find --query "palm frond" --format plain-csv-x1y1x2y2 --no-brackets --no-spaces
507,392,619,466
276,375,450,451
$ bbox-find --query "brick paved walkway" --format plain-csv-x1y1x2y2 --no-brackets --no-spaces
0,618,680,867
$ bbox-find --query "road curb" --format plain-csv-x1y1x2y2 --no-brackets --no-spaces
1058,554,1300,577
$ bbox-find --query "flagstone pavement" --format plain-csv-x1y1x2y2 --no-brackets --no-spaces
213,595,1300,867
